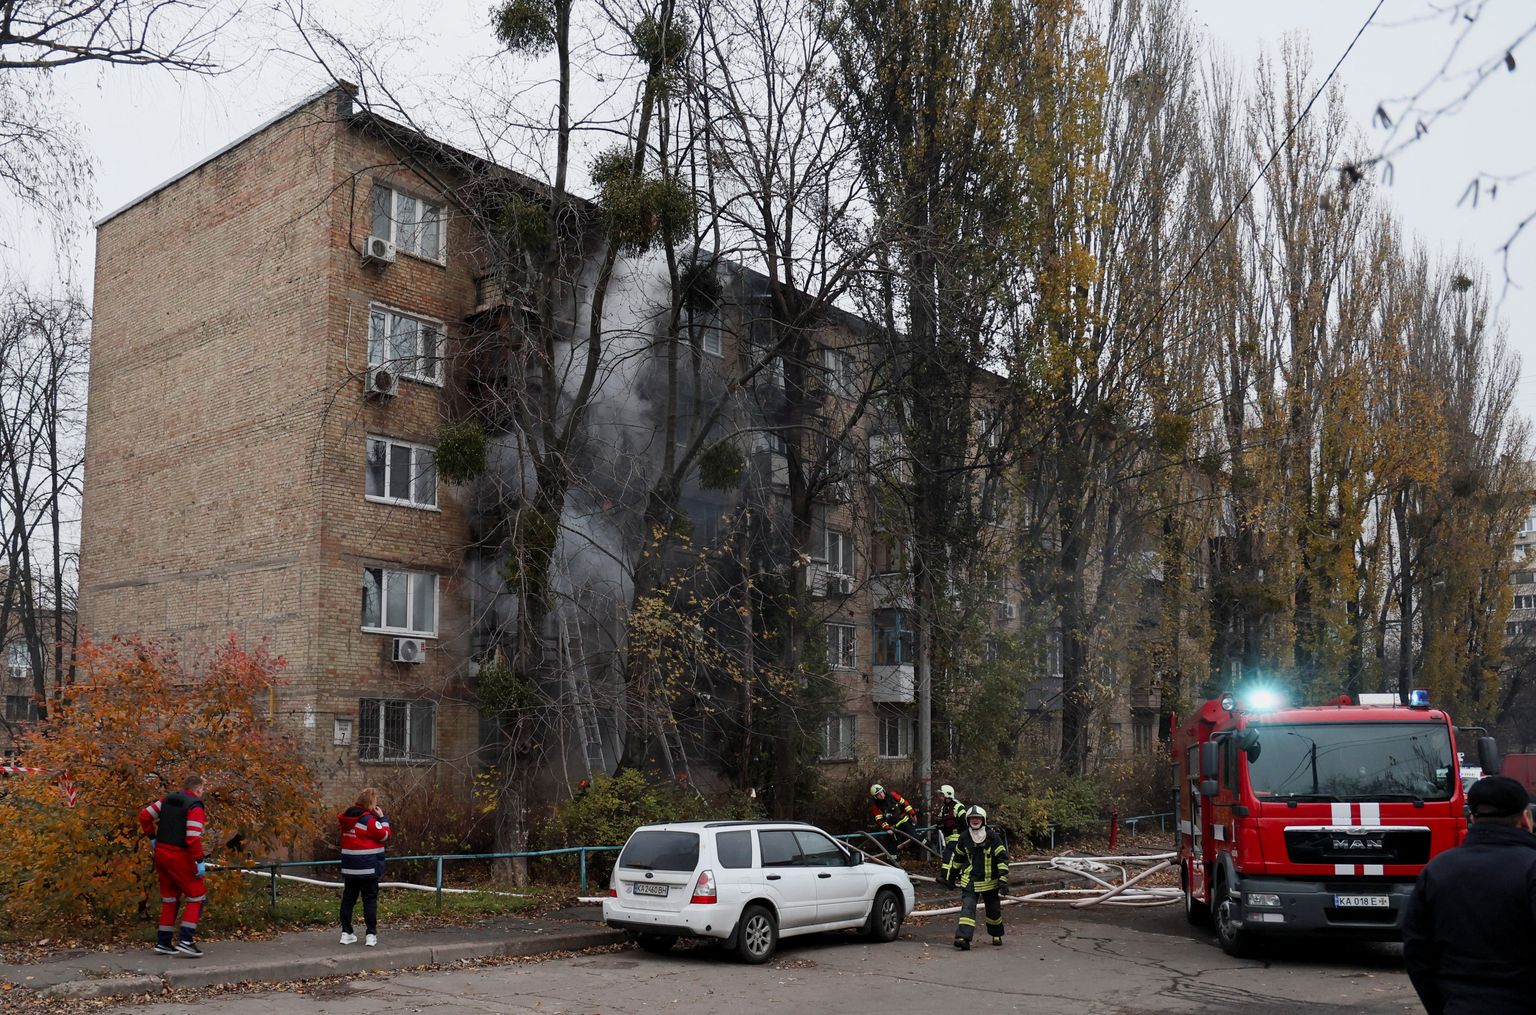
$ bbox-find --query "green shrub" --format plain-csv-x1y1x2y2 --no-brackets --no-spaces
533,770,761,882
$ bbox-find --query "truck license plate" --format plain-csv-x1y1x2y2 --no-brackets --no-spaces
1333,895,1390,908
632,883,669,897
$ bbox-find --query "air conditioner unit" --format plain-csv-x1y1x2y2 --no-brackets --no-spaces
1001,602,1018,621
365,365,399,398
831,573,855,596
392,637,427,664
363,235,397,264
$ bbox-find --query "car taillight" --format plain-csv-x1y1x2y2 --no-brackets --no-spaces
690,869,717,904
607,887,617,897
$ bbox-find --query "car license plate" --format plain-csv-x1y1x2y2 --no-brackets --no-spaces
1333,895,1390,908
632,883,669,897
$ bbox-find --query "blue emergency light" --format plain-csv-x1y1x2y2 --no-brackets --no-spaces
1408,688,1430,708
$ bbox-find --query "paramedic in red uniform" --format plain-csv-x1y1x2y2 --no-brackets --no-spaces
138,774,210,957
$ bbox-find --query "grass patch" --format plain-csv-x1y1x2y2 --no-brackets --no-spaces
196,876,541,939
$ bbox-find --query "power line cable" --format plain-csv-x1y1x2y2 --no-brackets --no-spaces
1141,0,1387,342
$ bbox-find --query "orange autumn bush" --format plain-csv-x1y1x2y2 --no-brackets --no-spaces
0,636,319,933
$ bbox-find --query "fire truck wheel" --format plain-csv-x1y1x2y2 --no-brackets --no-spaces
1213,873,1252,958
1181,863,1209,927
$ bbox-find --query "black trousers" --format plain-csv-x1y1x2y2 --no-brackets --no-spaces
956,887,1004,941
341,874,379,934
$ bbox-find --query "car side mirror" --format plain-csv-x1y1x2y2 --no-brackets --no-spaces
1478,736,1502,776
1199,779,1218,797
846,848,863,866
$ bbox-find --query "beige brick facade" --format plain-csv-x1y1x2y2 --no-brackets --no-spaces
81,91,483,804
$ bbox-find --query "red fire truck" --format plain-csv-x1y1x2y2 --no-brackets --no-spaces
1173,689,1499,956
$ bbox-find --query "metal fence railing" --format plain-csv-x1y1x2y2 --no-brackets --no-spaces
234,845,623,910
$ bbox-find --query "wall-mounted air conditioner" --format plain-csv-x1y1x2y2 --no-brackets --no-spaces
365,366,399,398
392,637,427,664
363,235,397,264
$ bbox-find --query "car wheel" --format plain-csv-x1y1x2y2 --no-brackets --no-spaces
637,933,677,954
1182,864,1209,927
1213,874,1252,958
735,905,778,964
865,889,903,942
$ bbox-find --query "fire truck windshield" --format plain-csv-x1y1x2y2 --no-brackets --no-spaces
1245,721,1456,802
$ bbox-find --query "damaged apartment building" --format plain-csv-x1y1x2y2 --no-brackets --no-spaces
78,84,1154,805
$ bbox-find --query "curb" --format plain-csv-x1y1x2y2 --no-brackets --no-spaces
34,926,625,1001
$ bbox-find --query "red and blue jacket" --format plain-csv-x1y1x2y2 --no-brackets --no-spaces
138,791,207,860
339,806,391,877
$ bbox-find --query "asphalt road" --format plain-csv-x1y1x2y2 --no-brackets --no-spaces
105,904,1420,1015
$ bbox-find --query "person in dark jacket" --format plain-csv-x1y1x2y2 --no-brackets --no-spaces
1403,775,1536,1015
338,787,391,947
941,805,1010,950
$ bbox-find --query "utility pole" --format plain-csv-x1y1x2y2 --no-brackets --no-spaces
916,568,933,815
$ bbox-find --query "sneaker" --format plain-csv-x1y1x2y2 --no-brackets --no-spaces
153,943,177,956
174,941,203,958
340,932,358,945
953,938,970,951
365,934,377,947
991,936,1003,947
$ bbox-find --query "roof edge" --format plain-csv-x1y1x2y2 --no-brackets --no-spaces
95,83,351,229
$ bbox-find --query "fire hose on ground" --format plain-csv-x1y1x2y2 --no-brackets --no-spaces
895,851,1181,917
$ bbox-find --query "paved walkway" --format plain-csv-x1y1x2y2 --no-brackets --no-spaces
0,908,623,1001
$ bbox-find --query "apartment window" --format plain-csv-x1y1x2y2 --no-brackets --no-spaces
874,609,915,666
691,307,724,357
823,346,857,398
4,695,37,722
1513,571,1536,586
752,430,790,486
819,715,856,761
1133,717,1154,754
1517,595,1536,611
366,436,438,508
358,698,436,762
368,306,443,384
872,532,909,576
361,568,439,637
371,183,445,262
878,709,914,759
5,642,30,681
1522,515,1536,535
1043,632,1063,679
826,623,856,670
825,528,854,578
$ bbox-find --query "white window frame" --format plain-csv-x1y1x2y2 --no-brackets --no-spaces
366,435,439,510
361,568,440,637
825,528,854,579
819,714,856,761
694,307,724,357
5,642,30,680
826,623,856,670
368,304,444,386
371,183,447,264
822,346,856,397
358,698,437,763
878,711,914,759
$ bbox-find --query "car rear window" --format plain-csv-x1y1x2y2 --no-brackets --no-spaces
716,830,753,869
619,830,700,871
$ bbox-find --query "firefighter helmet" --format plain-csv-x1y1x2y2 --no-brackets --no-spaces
939,784,956,800
966,805,987,824
870,784,885,797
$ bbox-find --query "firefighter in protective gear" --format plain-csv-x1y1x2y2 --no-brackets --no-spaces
138,774,210,957
936,784,968,861
869,784,919,851
941,805,1009,949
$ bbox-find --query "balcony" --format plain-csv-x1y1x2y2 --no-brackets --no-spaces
870,572,912,610
872,663,915,704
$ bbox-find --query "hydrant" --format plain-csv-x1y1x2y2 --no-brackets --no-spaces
1108,806,1119,850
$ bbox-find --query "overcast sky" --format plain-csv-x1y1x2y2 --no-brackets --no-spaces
9,0,1534,403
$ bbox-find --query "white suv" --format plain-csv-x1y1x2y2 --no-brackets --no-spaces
603,820,916,963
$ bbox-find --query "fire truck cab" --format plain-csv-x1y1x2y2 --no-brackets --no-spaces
1174,690,1499,957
